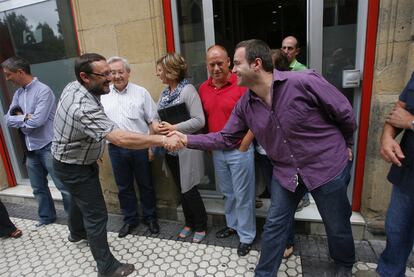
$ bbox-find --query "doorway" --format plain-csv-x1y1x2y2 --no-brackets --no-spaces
170,0,366,200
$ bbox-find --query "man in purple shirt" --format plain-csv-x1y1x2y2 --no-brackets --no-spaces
170,39,356,276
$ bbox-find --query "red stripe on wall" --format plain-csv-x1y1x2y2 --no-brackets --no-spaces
69,0,82,55
0,127,16,187
352,0,380,211
162,0,176,52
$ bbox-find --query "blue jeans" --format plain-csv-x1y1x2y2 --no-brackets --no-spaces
377,182,414,277
212,146,256,244
108,144,157,224
26,143,71,224
255,162,354,276
256,152,295,247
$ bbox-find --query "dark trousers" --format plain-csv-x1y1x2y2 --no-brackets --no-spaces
53,159,120,275
0,200,17,237
165,154,207,232
108,144,157,225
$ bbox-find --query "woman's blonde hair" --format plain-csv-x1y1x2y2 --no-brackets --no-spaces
156,52,188,82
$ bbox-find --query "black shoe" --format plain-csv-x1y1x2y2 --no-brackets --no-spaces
97,263,135,277
118,223,138,238
146,221,160,234
237,242,252,256
68,233,87,243
215,227,237,239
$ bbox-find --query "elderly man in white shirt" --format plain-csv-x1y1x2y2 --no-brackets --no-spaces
101,56,159,238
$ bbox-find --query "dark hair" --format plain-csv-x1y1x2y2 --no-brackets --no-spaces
1,56,31,74
235,39,274,72
74,53,106,84
156,52,188,82
270,49,290,71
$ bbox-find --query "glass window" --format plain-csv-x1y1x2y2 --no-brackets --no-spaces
0,0,78,180
322,0,358,105
176,0,207,88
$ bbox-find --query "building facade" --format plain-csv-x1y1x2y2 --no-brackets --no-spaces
0,0,412,229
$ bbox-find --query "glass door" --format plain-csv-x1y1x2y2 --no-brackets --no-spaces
309,0,368,200
0,0,78,184
170,0,367,200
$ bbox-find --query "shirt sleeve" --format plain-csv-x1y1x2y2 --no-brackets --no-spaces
20,87,55,135
77,103,116,142
175,84,205,134
142,89,157,125
303,71,357,146
399,71,414,103
187,93,249,150
4,91,25,128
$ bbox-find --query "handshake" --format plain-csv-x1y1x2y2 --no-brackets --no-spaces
162,131,187,152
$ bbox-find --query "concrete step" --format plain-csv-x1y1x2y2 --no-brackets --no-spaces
178,198,369,240
0,185,65,210
1,185,370,240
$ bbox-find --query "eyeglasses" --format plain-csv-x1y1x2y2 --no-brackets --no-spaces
89,71,112,78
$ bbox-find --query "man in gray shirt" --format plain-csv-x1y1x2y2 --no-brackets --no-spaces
52,53,180,277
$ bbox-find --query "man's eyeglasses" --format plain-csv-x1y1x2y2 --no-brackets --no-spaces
89,71,112,78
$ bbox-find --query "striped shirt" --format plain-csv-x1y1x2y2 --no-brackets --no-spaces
51,81,116,165
101,83,156,134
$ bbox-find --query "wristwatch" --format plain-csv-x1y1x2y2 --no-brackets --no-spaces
411,119,414,131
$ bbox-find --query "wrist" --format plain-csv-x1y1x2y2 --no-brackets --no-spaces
161,135,166,147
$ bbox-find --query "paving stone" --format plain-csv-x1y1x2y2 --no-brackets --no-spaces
3,202,414,276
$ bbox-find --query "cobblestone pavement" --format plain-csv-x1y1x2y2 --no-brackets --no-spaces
1,202,414,277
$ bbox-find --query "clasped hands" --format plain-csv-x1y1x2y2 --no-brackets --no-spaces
163,131,187,152
153,121,187,152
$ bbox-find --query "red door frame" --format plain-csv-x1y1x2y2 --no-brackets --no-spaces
162,0,176,53
351,0,380,211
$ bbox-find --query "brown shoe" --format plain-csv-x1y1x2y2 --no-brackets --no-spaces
9,228,22,238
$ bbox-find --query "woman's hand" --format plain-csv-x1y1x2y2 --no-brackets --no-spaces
157,121,177,135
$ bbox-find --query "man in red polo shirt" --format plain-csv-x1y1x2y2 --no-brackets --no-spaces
199,45,256,256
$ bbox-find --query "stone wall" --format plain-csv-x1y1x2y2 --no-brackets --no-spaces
361,0,414,230
71,0,179,217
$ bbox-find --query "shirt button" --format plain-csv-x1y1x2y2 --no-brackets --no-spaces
283,140,287,143
297,168,300,171
290,155,294,158
276,126,280,129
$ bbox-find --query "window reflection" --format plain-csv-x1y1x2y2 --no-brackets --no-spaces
176,0,207,88
0,0,77,63
0,0,78,181
322,0,358,105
